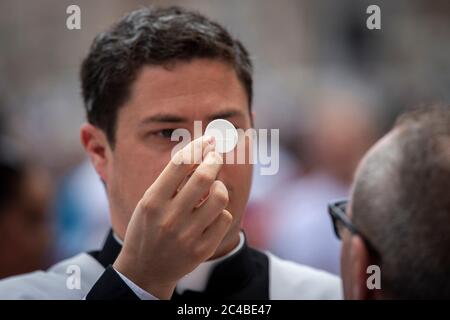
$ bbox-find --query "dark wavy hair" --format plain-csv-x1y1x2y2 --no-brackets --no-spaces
81,6,253,145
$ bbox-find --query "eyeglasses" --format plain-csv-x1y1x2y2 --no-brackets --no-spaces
328,199,358,239
328,199,381,261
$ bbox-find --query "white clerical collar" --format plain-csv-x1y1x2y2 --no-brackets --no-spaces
113,231,245,294
176,232,245,294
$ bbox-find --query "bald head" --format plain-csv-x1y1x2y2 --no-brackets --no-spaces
350,105,450,299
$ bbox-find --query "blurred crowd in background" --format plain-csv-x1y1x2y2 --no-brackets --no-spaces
1,0,450,279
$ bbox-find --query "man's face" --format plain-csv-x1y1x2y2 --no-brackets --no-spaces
104,59,253,241
0,168,52,278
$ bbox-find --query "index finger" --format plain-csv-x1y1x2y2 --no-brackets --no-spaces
143,135,216,201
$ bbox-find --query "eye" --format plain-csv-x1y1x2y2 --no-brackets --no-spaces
154,129,175,139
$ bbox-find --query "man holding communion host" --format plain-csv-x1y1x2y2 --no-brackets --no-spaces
0,6,341,300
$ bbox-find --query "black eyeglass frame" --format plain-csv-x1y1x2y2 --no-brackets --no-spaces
328,199,381,262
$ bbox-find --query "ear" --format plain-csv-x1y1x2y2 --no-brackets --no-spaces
349,235,372,300
80,123,112,184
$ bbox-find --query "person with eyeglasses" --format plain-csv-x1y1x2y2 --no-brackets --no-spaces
328,104,450,299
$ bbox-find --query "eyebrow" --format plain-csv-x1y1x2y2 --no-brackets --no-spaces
141,114,187,124
207,110,244,121
140,109,245,125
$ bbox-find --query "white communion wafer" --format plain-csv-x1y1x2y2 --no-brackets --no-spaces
204,119,238,154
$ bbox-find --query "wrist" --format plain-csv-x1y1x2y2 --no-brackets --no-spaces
113,254,176,300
